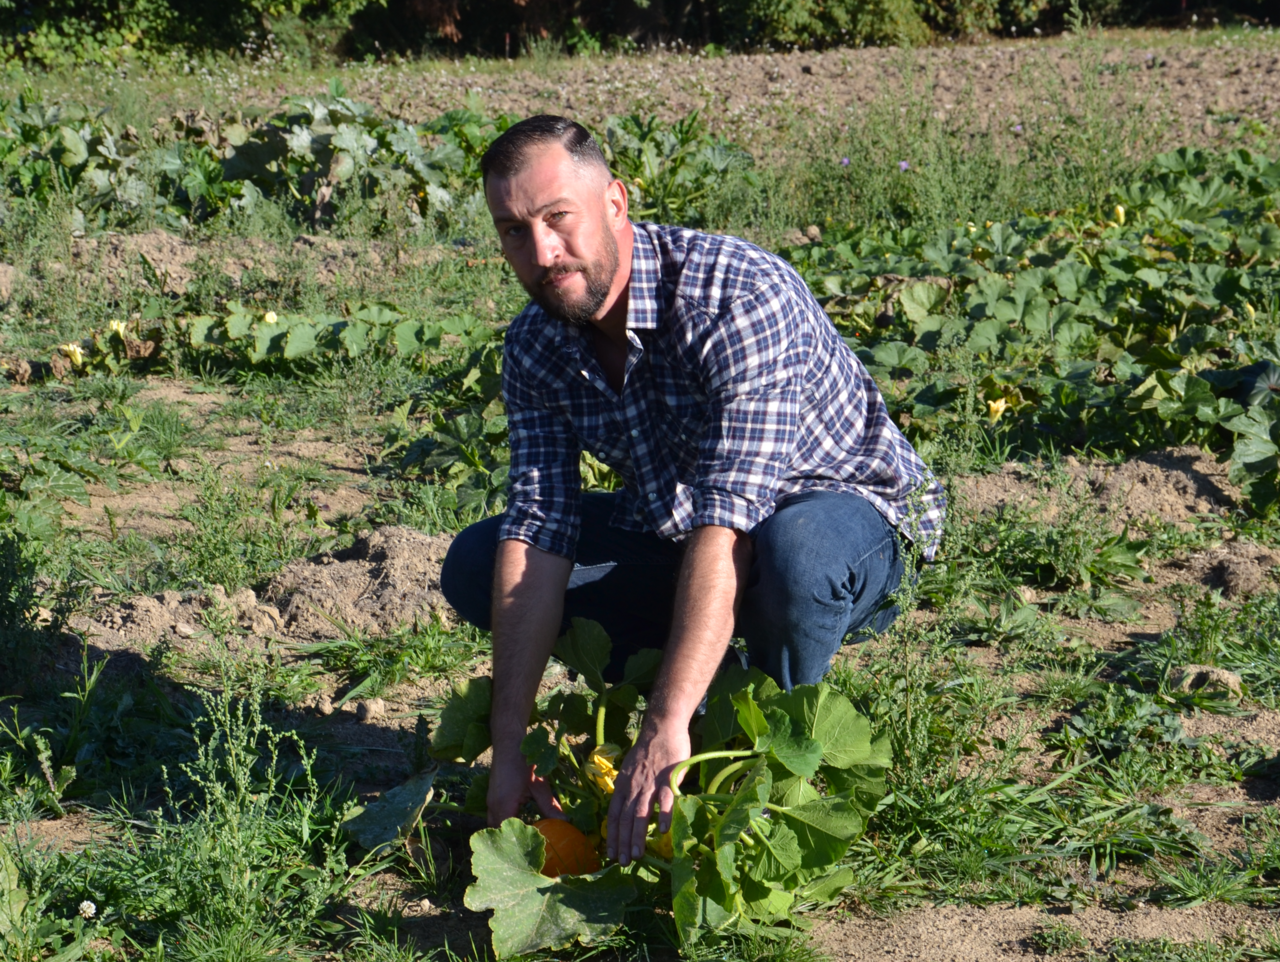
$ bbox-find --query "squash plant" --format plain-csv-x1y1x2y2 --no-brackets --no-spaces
429,619,890,957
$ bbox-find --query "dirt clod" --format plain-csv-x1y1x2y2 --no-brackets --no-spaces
1171,664,1244,699
356,698,387,723
265,526,455,642
957,446,1239,532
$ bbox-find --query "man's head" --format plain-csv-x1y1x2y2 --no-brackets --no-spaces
482,116,630,327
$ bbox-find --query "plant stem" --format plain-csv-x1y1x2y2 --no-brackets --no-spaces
669,750,755,798
705,757,756,795
595,701,607,748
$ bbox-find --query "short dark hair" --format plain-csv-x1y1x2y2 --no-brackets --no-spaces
481,115,610,187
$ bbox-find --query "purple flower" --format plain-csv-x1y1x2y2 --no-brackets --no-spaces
840,157,850,166
898,160,910,172
1013,124,1023,133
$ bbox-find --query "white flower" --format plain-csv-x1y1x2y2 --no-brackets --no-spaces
262,310,278,325
59,343,85,367
78,900,96,919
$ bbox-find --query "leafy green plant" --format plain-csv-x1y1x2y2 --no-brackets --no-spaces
1030,920,1089,955
432,619,889,955
601,113,758,229
298,612,486,706
169,463,336,592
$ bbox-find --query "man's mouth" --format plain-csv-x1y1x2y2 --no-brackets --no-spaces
542,267,583,289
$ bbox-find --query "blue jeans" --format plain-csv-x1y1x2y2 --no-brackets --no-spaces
440,490,905,691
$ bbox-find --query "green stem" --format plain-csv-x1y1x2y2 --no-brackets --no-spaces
595,701,607,748
705,758,755,796
669,750,756,798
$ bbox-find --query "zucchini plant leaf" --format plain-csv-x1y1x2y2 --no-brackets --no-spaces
465,819,636,959
428,676,491,763
775,795,865,871
553,618,612,694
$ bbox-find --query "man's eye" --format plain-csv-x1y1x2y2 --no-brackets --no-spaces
549,211,567,222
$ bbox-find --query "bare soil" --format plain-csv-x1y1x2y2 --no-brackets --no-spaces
338,35,1280,149
814,901,1279,961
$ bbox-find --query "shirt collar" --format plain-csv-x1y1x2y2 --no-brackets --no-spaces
625,222,663,332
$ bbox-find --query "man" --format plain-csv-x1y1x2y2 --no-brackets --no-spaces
440,115,944,870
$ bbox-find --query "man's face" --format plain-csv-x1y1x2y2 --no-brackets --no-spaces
485,144,624,326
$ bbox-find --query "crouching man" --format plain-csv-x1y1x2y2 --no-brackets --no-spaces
439,115,944,871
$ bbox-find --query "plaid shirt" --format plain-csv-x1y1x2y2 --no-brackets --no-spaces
499,222,946,561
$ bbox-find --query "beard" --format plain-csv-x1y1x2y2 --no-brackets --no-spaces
522,224,619,328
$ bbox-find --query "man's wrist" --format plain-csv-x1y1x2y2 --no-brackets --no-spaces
641,702,697,734
490,727,529,757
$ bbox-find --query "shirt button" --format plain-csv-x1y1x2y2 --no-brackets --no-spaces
648,492,657,501
630,429,639,438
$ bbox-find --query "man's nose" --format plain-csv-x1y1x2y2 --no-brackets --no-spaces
530,223,562,269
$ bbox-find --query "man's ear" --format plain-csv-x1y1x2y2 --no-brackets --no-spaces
605,177,629,227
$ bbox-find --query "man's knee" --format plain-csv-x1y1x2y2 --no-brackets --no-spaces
440,517,501,630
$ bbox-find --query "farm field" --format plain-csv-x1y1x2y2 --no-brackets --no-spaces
3,21,1280,962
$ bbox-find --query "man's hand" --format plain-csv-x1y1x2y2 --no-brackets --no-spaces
488,749,566,827
605,720,690,865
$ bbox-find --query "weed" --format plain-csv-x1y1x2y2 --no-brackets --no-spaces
298,612,487,705
1032,920,1090,955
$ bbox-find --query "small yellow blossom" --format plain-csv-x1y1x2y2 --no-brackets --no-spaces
583,743,622,796
647,829,674,860
987,397,1010,423
108,319,127,337
59,343,85,367
1244,303,1256,322
262,310,278,325
1114,204,1126,226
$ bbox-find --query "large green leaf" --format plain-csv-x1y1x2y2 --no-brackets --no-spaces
761,707,823,778
428,676,491,763
283,322,318,360
343,767,438,853
465,819,636,959
775,795,865,871
553,618,612,694
898,282,947,322
751,819,802,881
765,684,889,770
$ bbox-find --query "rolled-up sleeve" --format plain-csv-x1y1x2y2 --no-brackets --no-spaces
687,285,803,533
498,344,582,559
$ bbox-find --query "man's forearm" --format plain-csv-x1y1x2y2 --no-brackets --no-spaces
490,539,572,755
645,525,754,729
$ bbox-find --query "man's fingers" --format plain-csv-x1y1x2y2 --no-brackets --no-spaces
530,776,567,820
604,777,624,861
656,783,675,835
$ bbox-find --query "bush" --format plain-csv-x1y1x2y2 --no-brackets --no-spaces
0,0,381,65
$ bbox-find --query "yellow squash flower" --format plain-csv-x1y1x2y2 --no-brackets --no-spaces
262,310,278,325
59,343,85,367
108,319,127,337
987,397,1010,424
1114,204,1126,226
1244,303,1256,322
583,743,622,796
647,829,674,861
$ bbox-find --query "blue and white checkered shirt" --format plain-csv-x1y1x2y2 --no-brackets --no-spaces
498,222,945,560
